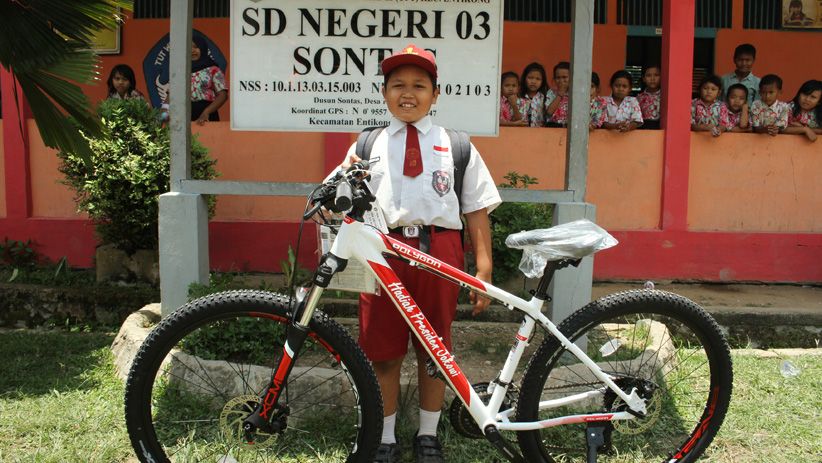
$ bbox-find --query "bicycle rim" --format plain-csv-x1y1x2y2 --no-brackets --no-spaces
125,291,380,463
517,290,732,463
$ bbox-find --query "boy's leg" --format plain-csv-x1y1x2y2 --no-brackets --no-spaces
415,348,447,413
373,357,405,416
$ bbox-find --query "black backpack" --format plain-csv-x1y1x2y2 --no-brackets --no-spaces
354,126,472,212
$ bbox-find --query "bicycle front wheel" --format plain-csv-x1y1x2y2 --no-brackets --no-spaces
516,290,732,463
124,290,382,462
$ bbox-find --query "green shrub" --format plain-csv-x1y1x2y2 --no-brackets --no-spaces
58,99,218,254
490,172,553,284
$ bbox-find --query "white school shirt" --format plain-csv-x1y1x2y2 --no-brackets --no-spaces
342,116,501,230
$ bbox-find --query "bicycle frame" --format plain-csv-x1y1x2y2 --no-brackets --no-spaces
294,216,647,434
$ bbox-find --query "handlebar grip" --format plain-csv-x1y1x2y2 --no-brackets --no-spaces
334,181,353,211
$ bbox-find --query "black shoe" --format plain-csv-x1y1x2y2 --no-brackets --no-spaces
374,442,401,463
413,433,444,463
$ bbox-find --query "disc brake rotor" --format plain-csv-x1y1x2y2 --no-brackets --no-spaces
219,395,279,449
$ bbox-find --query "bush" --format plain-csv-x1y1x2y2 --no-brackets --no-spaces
58,99,218,254
489,172,553,284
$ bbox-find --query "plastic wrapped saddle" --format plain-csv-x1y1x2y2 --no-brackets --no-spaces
504,219,618,278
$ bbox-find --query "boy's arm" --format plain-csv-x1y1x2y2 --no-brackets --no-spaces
739,104,750,129
464,208,493,316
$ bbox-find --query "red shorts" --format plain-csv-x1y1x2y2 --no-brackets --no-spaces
358,229,464,362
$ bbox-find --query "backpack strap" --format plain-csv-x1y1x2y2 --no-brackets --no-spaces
444,128,472,212
355,126,385,162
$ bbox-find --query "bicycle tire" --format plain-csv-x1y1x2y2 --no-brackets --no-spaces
516,289,732,463
124,290,382,462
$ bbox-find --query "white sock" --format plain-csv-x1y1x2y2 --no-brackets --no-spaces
381,413,397,444
418,408,441,437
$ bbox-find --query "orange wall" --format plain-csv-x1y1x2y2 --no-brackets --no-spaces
27,121,84,218
0,121,5,218
688,133,822,232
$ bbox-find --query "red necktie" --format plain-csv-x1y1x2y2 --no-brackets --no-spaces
403,124,423,177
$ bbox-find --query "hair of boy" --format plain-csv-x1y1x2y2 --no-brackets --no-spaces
733,43,756,59
726,83,749,102
591,72,600,88
699,74,723,93
501,71,519,84
759,74,783,90
791,79,822,120
609,70,633,87
107,64,137,94
519,62,548,97
553,61,570,77
383,67,437,89
789,0,803,9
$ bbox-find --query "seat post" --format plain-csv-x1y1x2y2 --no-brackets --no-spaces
533,258,582,301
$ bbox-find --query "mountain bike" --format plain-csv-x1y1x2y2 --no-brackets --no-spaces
124,160,733,462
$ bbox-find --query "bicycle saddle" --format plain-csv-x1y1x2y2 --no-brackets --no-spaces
505,219,618,278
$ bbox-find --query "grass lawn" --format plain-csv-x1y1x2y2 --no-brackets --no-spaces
0,330,819,462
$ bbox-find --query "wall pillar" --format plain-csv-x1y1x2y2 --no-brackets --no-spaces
548,202,597,325
660,0,695,231
159,192,209,315
1,69,32,219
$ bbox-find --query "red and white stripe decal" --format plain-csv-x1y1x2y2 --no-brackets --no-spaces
368,260,472,405
383,235,487,292
433,145,449,152
543,413,615,427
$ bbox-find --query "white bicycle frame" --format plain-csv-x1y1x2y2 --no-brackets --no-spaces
300,215,648,433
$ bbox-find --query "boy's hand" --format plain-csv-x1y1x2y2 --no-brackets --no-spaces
470,272,492,316
767,124,779,136
341,153,362,169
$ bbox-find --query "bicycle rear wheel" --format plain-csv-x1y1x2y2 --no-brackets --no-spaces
516,290,732,463
124,290,382,462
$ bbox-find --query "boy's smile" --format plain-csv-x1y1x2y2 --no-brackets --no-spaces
734,54,754,76
382,64,439,123
759,84,780,106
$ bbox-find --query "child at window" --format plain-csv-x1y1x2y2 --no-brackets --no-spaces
691,75,731,137
106,64,145,101
519,62,548,127
721,43,759,105
602,70,643,132
545,61,570,127
499,71,528,126
725,84,750,132
750,74,790,136
589,72,608,130
784,79,822,142
637,64,662,129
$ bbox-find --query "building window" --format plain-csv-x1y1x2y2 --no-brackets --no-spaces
504,0,608,24
133,0,229,19
617,0,732,28
743,0,781,30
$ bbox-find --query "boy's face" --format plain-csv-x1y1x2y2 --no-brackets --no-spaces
525,70,543,93
611,77,631,99
382,64,439,123
700,82,720,104
502,77,519,97
554,68,570,92
643,67,661,90
727,89,747,111
759,83,780,106
733,53,754,75
798,90,821,112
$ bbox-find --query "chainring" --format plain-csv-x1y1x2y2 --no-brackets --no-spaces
448,383,516,439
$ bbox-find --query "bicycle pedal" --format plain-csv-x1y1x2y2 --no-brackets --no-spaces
425,358,445,381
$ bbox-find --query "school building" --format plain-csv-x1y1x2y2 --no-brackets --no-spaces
1,0,820,283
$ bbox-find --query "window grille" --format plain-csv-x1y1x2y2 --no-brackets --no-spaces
617,0,732,28
134,0,229,19
743,0,781,30
504,0,608,24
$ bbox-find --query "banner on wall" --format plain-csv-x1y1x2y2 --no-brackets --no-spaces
142,30,228,109
782,0,822,28
230,0,503,135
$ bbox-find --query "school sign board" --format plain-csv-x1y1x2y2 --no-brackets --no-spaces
230,0,503,135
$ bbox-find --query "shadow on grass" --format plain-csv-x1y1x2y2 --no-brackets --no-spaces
0,330,114,397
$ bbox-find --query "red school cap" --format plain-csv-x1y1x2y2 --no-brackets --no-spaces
380,44,438,79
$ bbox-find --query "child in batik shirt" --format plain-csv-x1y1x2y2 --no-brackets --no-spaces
691,75,731,137
500,71,528,126
637,65,661,129
751,74,790,136
519,62,548,127
725,84,750,132
545,61,570,127
784,79,821,142
589,72,607,129
602,70,643,132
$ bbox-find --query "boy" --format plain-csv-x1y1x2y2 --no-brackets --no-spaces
750,74,790,136
721,43,760,105
545,61,571,127
338,45,500,463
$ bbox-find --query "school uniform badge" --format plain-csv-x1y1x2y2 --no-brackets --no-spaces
432,170,451,197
